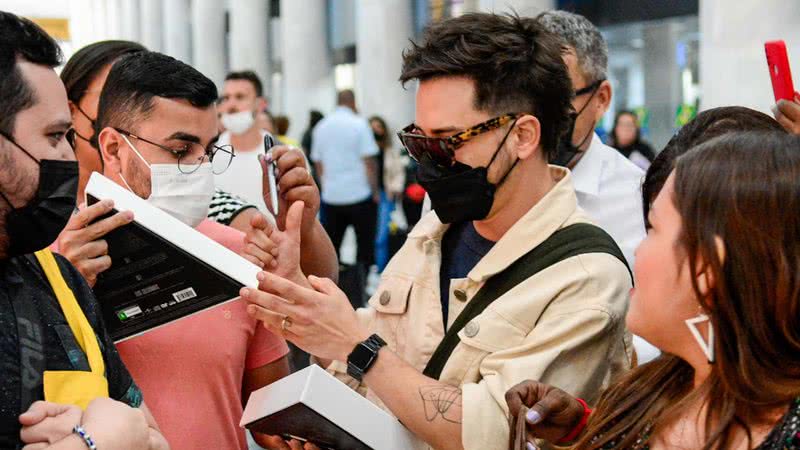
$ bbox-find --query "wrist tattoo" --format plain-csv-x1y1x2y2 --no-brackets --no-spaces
419,385,463,424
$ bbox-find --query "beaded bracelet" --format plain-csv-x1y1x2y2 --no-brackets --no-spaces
73,425,97,450
557,398,592,444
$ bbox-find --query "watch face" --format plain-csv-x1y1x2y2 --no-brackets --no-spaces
349,342,375,369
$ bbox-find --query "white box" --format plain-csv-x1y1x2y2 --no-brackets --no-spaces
84,172,261,342
241,365,419,450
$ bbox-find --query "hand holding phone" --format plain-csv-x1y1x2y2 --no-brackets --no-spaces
263,134,280,217
765,40,796,102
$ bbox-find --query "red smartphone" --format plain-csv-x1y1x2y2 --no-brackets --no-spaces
765,40,795,102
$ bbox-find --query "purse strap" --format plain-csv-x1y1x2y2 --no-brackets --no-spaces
510,406,529,450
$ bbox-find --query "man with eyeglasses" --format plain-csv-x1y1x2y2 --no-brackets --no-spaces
66,50,293,450
536,11,645,269
536,11,657,363
247,13,633,450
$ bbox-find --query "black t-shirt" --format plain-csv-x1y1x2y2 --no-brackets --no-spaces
439,221,495,329
0,253,141,448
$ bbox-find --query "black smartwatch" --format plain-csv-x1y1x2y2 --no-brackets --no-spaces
347,334,387,382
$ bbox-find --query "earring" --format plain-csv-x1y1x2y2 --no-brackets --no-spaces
685,313,715,363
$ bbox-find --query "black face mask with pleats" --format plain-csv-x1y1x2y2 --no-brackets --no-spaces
0,133,78,257
417,121,518,224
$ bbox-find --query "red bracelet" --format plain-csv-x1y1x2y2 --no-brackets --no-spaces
557,398,592,444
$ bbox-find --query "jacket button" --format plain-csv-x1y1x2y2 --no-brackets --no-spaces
379,290,391,305
453,289,467,302
464,321,480,338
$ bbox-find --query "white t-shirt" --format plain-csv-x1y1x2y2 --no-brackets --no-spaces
214,130,272,216
311,106,379,205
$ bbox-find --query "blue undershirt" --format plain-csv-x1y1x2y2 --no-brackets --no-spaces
438,221,495,330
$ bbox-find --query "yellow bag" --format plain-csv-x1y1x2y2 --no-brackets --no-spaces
34,249,108,410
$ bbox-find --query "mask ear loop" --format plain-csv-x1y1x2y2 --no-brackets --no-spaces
571,81,603,151
118,134,151,193
486,117,521,187
0,132,41,208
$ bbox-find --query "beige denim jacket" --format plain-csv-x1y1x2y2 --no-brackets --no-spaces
327,167,633,450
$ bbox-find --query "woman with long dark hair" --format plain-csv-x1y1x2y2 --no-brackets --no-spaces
609,110,656,169
507,131,800,450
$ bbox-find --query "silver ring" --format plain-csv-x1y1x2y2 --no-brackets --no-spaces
281,316,293,331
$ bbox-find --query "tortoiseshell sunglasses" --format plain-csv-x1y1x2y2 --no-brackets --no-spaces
397,113,522,167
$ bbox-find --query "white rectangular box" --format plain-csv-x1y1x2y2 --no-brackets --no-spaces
84,172,261,342
241,365,419,450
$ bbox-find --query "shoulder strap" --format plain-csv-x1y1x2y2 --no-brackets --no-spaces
33,249,105,377
423,223,630,380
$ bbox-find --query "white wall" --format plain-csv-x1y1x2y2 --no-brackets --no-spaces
471,0,554,15
280,0,336,141
700,0,800,113
355,0,415,142
0,0,70,17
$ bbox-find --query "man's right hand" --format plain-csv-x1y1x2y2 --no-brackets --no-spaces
57,200,133,287
505,380,586,447
80,398,150,450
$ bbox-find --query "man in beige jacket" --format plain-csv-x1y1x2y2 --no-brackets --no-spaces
244,12,633,450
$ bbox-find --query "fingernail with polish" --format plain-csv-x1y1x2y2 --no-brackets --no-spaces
527,442,538,450
526,409,542,424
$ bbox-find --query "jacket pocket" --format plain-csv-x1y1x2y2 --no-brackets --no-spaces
369,276,413,315
441,308,527,383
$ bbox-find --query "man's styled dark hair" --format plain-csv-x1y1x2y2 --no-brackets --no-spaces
400,13,573,158
0,11,63,136
61,40,146,105
225,70,264,97
641,106,785,227
96,51,218,132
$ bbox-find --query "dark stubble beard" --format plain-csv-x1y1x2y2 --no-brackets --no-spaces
0,150,38,260
123,148,153,200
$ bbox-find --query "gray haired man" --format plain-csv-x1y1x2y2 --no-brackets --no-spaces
537,10,658,362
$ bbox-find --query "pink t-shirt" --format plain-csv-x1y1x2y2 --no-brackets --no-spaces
116,219,289,450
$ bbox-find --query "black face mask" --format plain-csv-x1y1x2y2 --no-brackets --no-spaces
551,81,602,167
0,134,78,257
417,121,517,224
73,104,100,149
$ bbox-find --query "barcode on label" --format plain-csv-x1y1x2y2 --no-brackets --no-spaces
172,287,197,303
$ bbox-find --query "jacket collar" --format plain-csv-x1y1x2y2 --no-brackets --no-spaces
409,166,579,283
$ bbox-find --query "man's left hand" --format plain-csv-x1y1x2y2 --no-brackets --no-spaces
242,272,368,362
261,146,319,237
19,401,82,446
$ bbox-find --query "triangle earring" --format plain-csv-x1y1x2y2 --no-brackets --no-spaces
685,313,715,363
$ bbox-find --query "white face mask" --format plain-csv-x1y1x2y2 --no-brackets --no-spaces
221,110,255,135
119,134,214,228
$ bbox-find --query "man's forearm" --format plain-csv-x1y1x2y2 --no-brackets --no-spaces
46,427,169,450
300,219,339,282
48,433,94,450
363,348,464,450
364,157,379,196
